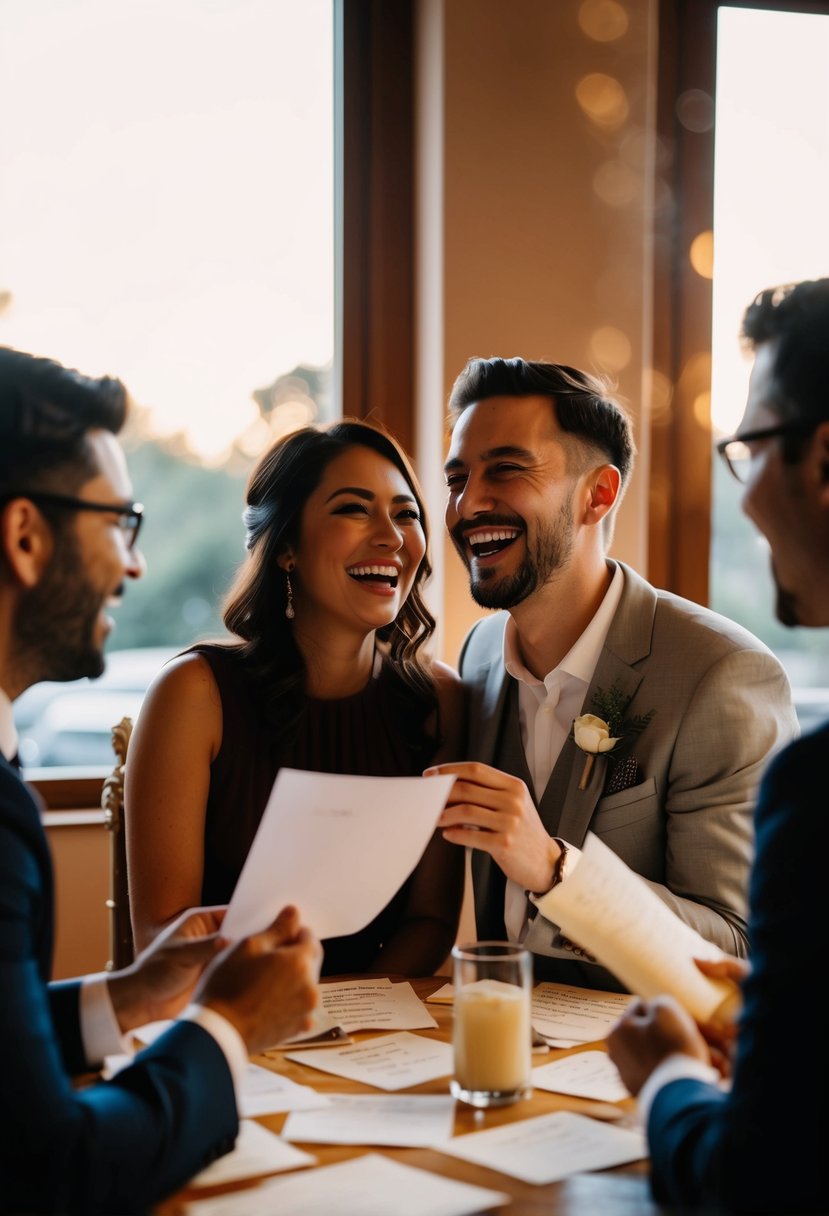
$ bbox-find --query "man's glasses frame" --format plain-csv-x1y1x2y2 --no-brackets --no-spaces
716,421,816,484
0,490,144,549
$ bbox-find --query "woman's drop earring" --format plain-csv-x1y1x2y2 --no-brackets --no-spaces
285,570,295,620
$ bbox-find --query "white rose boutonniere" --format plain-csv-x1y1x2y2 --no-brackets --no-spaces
573,714,621,789
572,683,655,791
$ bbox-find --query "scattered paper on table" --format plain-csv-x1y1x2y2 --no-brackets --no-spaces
190,1120,316,1187
531,1050,629,1102
283,1093,456,1147
424,982,453,1004
432,1110,647,1184
185,1152,509,1216
531,982,632,1043
285,1031,453,1091
264,1005,352,1051
221,768,455,940
239,1062,330,1117
313,978,438,1032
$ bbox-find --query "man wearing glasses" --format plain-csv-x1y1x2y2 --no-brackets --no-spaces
0,346,320,1214
608,278,829,1215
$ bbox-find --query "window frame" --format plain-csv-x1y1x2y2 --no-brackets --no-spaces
651,0,829,604
336,0,416,454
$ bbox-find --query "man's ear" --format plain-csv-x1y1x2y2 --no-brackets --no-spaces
583,464,621,525
808,422,829,506
0,499,54,588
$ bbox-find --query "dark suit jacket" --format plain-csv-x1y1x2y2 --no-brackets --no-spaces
645,724,827,1214
0,754,238,1215
460,561,798,988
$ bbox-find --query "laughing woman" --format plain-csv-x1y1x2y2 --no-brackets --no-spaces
125,420,464,976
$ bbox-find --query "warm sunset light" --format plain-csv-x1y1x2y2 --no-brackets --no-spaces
0,0,333,461
711,6,829,437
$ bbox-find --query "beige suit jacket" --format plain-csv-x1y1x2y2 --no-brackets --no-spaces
459,561,799,988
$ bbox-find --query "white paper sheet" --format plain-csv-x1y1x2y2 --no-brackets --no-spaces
531,1050,629,1102
531,982,632,1043
432,1110,647,1184
282,1093,456,1146
190,1120,316,1187
185,1153,510,1216
264,1004,353,1050
221,769,455,940
314,979,438,1031
238,1062,330,1117
285,1031,453,1091
540,832,740,1023
424,981,453,1004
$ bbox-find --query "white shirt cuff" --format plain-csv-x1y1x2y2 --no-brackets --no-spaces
180,1004,249,1096
80,973,133,1066
528,844,583,921
637,1053,721,1126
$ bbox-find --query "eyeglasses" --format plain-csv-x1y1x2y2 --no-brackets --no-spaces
1,490,144,549
716,422,815,484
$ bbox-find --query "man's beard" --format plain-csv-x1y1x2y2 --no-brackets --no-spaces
772,559,801,628
14,528,108,683
454,498,576,610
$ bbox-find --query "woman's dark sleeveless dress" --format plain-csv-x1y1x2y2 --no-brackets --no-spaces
191,644,435,975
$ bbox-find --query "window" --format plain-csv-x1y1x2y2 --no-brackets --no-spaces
709,4,829,726
2,0,335,765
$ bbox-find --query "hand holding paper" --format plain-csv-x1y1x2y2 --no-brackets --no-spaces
537,833,742,1026
221,769,455,941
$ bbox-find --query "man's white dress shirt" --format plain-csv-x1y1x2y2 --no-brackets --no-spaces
0,686,246,1091
502,561,623,939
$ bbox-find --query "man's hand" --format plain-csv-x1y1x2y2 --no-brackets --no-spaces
425,761,562,893
196,905,321,1056
606,995,710,1096
693,955,749,1076
107,906,229,1033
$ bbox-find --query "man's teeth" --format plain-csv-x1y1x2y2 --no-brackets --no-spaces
468,530,519,545
467,528,520,557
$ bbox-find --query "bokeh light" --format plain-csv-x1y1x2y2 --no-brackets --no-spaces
575,73,629,129
689,230,714,280
589,326,632,372
578,0,629,43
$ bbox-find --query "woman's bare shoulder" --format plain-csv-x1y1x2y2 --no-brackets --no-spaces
429,658,463,695
427,660,466,760
138,648,224,723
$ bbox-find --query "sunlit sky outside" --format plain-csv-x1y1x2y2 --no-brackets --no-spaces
711,5,829,438
0,0,333,461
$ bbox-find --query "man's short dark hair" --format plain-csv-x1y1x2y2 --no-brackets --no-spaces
447,357,635,487
0,346,128,496
741,278,829,433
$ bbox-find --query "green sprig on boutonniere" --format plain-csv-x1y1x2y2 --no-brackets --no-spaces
572,683,654,791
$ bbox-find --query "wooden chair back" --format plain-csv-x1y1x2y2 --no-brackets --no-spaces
101,715,134,970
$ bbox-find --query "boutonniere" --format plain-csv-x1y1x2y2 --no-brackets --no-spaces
572,683,654,791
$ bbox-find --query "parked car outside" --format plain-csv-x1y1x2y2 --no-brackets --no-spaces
14,647,176,770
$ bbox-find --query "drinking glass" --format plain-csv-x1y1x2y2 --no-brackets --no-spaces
450,940,532,1108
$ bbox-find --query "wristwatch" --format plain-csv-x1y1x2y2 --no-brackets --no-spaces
527,837,572,903
548,837,571,889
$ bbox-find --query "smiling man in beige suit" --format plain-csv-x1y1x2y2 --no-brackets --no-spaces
428,358,798,990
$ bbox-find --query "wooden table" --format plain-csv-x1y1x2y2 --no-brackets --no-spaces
155,976,669,1215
